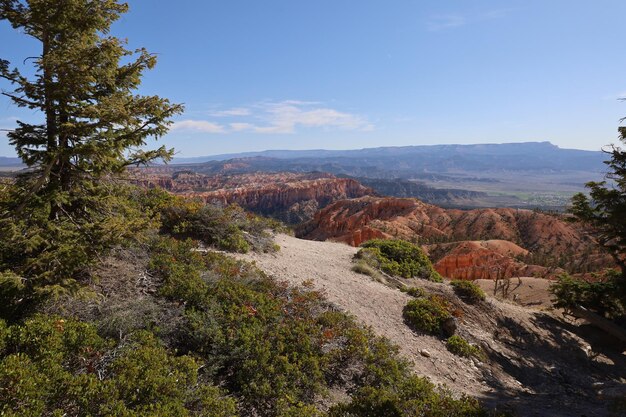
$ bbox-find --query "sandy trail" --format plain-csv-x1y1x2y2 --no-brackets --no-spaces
238,234,492,396
237,234,626,417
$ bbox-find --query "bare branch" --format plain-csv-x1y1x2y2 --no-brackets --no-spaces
1,91,40,108
22,56,39,65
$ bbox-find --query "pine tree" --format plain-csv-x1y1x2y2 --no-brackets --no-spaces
570,134,626,281
553,127,626,334
0,0,182,291
1,0,181,215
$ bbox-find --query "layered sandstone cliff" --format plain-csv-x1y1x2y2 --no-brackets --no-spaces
429,240,561,280
129,171,374,223
194,176,372,223
297,196,610,278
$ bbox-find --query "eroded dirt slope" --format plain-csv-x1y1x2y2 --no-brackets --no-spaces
239,234,626,417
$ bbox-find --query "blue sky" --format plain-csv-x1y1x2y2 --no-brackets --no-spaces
2,0,626,157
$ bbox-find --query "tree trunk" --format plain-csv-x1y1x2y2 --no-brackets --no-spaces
569,305,626,345
43,32,62,220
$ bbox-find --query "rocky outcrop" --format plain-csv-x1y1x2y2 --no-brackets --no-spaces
129,171,374,223
431,240,561,280
297,196,611,277
194,176,372,223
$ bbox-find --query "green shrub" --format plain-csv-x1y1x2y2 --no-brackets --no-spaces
451,280,486,304
0,315,237,417
0,183,156,300
148,237,210,308
550,272,625,320
357,239,442,281
94,297,183,342
400,286,426,298
180,277,330,414
446,335,483,359
160,197,283,253
403,295,452,335
328,374,489,417
0,272,28,322
148,239,491,416
150,242,330,414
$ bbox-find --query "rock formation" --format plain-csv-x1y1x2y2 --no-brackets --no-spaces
194,176,371,223
297,196,611,278
128,171,374,223
430,240,560,280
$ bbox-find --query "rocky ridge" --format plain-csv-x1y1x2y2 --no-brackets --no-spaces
430,240,560,281
297,196,611,279
129,171,374,223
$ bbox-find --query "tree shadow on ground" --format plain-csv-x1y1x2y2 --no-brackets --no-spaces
478,312,626,417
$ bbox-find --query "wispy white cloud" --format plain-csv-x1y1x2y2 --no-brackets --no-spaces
426,9,512,32
252,101,373,133
426,15,467,31
172,101,373,135
229,122,255,132
481,9,510,20
209,107,251,117
171,120,225,133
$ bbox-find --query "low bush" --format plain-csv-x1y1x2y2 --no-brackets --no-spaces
400,286,426,298
159,195,284,253
451,280,486,304
550,272,625,320
0,315,237,417
94,297,184,342
446,335,483,359
148,237,210,308
0,272,28,322
356,239,442,281
148,237,493,416
328,374,489,416
0,183,157,307
403,295,452,335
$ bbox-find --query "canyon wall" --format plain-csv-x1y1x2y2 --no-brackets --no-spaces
130,171,374,224
297,196,610,279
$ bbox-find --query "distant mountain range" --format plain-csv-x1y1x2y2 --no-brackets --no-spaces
163,142,606,184
169,141,606,174
160,142,607,209
0,156,22,167
0,142,608,209
0,142,606,173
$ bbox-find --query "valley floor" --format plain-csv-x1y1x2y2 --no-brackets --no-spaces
238,234,626,417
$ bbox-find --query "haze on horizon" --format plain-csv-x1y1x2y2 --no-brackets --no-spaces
2,0,626,157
